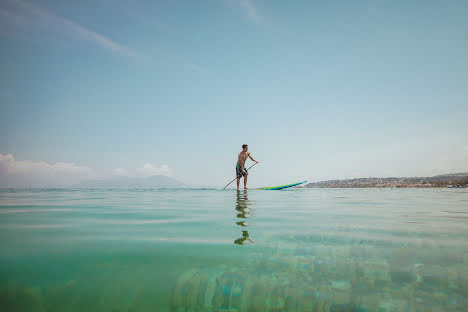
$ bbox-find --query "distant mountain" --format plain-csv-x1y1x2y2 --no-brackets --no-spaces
305,173,468,188
74,175,186,188
429,172,468,179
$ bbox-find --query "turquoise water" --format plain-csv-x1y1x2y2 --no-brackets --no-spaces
0,188,467,311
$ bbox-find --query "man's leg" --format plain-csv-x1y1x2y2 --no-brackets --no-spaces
236,178,240,190
244,175,248,189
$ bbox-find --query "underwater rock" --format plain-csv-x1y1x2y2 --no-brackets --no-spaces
170,244,463,312
432,291,448,304
171,268,198,307
64,279,77,288
172,265,321,311
265,295,285,309
203,276,217,307
389,270,415,284
457,273,468,295
331,280,351,291
329,302,366,312
0,283,44,312
378,298,407,312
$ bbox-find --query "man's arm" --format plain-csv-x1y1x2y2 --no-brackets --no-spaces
248,153,259,163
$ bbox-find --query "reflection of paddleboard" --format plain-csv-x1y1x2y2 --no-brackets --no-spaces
257,181,307,190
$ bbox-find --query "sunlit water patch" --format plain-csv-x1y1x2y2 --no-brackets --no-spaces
0,188,467,311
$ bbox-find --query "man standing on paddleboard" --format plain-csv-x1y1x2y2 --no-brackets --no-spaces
236,144,259,190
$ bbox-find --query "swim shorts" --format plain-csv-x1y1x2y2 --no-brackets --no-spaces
236,164,248,179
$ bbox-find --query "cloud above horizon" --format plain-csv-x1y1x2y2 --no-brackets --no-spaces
0,154,173,187
0,153,95,187
113,167,128,176
1,0,138,58
112,163,171,178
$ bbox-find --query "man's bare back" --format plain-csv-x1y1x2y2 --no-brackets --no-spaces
237,151,250,167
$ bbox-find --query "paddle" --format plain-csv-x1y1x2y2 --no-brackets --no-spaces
223,162,258,190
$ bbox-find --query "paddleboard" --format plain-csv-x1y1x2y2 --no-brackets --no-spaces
257,181,307,190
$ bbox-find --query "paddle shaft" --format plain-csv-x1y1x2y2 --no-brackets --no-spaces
223,162,258,190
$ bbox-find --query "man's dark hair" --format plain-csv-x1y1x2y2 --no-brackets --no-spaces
242,144,248,149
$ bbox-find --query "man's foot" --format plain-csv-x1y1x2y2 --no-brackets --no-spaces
244,187,248,190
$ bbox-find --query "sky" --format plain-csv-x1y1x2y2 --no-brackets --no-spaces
0,0,467,188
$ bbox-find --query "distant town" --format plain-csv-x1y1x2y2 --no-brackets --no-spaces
305,173,468,188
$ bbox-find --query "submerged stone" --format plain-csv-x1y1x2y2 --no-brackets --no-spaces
0,284,44,312
331,280,352,291
330,302,366,312
389,270,415,284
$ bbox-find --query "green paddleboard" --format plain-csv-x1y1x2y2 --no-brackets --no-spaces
257,181,307,190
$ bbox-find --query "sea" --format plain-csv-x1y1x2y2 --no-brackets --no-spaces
0,188,467,312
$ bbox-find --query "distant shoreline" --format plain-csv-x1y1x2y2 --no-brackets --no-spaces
305,173,468,188
304,185,467,189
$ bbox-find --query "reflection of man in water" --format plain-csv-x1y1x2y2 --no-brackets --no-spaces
234,231,252,245
234,191,253,245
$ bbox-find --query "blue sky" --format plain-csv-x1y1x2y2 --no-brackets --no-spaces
1,0,467,187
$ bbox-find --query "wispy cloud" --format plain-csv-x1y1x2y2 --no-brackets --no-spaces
0,7,29,25
2,0,139,58
188,63,210,76
239,0,260,21
227,0,262,22
102,0,168,32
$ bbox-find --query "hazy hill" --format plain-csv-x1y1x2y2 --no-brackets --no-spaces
75,175,186,188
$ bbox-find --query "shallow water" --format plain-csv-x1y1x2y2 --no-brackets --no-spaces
0,188,467,311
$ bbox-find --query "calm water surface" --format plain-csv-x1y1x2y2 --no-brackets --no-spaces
0,188,467,311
